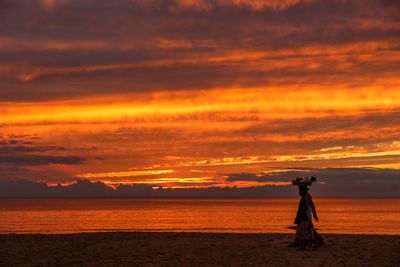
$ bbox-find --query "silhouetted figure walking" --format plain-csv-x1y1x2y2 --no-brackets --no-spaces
290,176,323,249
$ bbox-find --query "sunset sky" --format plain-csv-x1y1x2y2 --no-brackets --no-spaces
1,0,399,196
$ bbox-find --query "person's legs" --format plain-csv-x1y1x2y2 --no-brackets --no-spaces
289,221,309,248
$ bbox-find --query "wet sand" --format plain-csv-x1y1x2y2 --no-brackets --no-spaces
0,232,399,266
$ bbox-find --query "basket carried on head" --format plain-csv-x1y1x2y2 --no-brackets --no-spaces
292,176,317,186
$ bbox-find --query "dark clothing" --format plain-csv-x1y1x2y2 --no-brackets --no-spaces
307,193,318,219
294,195,309,224
291,192,323,249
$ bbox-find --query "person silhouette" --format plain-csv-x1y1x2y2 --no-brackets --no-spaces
290,176,323,249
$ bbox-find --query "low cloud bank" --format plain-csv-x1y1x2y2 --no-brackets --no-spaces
225,167,400,197
1,166,400,198
0,179,296,198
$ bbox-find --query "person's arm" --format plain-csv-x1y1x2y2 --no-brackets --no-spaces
307,193,319,221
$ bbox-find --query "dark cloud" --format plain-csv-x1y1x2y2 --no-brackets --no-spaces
225,167,400,197
2,1,397,39
0,179,114,197
0,0,398,101
0,145,66,153
0,165,29,173
225,167,400,182
0,155,85,165
0,135,77,166
0,178,295,197
1,169,398,197
113,183,296,198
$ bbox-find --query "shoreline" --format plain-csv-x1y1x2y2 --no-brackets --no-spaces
1,230,400,236
1,232,399,266
1,197,400,199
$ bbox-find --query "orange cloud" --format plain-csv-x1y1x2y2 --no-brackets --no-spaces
2,86,400,125
173,0,315,11
78,169,174,179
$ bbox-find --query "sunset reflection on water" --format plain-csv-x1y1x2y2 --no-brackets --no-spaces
0,198,399,235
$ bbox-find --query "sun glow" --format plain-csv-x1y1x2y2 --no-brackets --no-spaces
78,170,175,178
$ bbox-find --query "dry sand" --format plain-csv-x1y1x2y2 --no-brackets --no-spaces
0,232,399,266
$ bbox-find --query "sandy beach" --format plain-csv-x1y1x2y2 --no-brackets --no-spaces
0,232,399,267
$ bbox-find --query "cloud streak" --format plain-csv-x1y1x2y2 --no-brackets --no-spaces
0,155,85,165
0,0,399,195
0,0,398,100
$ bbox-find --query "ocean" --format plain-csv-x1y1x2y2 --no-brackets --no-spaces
0,198,399,234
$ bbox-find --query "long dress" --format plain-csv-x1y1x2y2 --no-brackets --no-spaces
305,193,323,246
291,193,323,248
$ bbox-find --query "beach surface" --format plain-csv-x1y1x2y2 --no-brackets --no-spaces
1,232,399,267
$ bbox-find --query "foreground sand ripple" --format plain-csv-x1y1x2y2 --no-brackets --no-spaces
0,232,399,266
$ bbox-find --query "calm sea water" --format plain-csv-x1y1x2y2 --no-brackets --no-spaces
0,198,399,234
